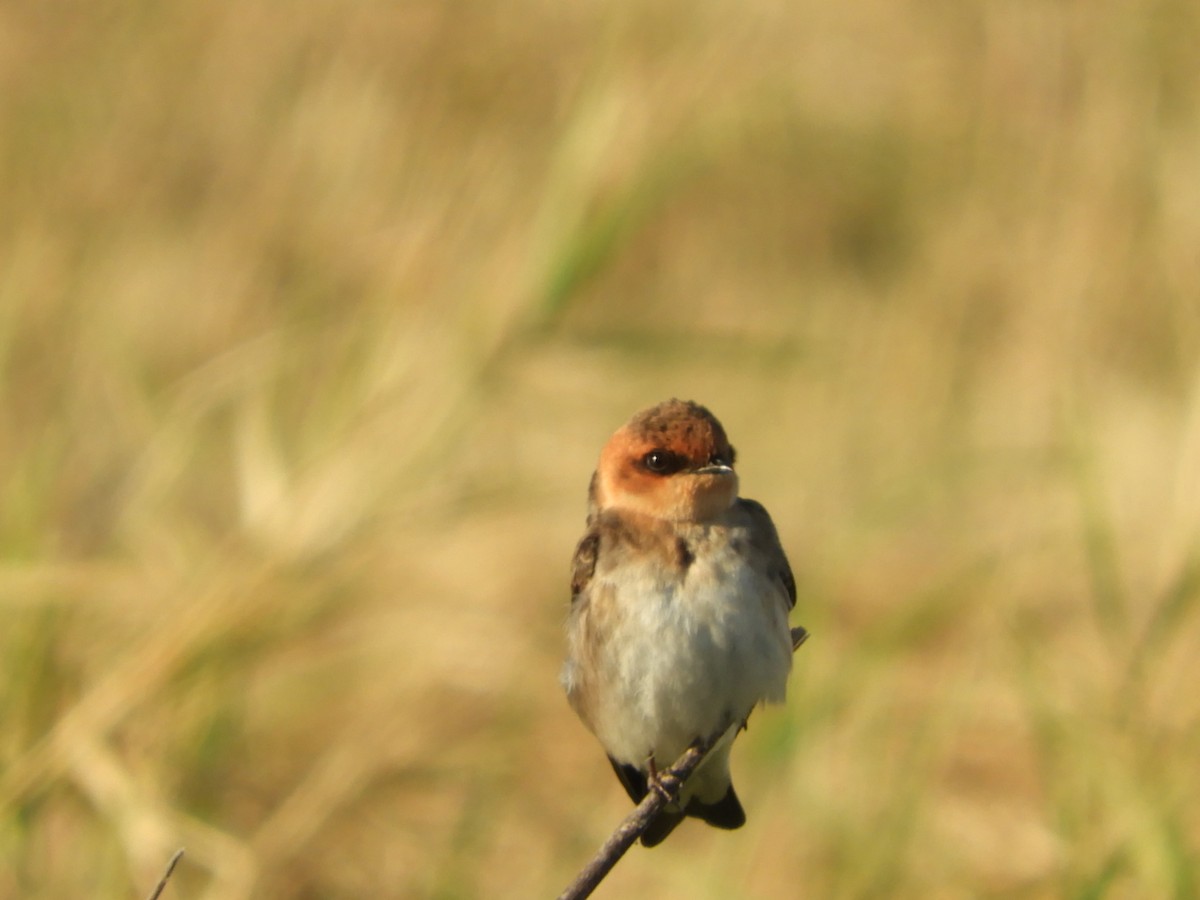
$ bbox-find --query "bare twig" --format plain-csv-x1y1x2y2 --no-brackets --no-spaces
558,625,811,900
791,625,809,651
556,735,718,900
145,847,185,900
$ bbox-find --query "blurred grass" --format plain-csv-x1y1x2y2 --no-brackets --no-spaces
2,0,1200,897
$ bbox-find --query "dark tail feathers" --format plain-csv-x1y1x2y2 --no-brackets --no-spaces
606,757,746,847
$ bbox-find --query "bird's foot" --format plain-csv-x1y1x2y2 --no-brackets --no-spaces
646,753,681,802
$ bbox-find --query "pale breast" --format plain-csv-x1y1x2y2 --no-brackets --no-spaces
565,517,792,766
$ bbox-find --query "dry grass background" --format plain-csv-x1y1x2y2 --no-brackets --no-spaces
2,0,1199,897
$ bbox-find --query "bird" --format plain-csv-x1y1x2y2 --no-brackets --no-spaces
561,398,796,846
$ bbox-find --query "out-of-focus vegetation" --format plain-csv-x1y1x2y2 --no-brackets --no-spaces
2,1,1199,897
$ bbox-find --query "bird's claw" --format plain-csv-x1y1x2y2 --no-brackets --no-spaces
646,753,681,802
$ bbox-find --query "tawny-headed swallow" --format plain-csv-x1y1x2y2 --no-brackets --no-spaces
561,398,795,846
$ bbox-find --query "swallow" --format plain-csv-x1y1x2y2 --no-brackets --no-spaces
561,398,796,846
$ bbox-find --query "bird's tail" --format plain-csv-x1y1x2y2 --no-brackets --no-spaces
639,785,745,847
607,755,746,847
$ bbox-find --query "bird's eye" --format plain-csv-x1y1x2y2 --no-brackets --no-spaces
642,450,680,475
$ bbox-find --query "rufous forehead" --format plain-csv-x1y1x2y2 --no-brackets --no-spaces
616,399,731,459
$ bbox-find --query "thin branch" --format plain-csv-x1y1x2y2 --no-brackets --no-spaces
145,847,185,900
557,625,811,900
556,735,718,900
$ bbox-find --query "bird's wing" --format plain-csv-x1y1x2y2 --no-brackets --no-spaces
736,497,796,610
570,527,601,604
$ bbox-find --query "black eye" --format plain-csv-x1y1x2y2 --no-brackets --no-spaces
642,449,681,475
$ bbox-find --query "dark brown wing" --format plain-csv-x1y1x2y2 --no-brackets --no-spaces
736,498,796,610
570,528,601,603
607,756,647,803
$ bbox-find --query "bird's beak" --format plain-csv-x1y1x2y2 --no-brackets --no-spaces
694,464,735,477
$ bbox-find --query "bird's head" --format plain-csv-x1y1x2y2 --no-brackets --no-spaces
592,399,739,523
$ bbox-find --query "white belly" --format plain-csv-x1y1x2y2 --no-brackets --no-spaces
569,548,792,767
